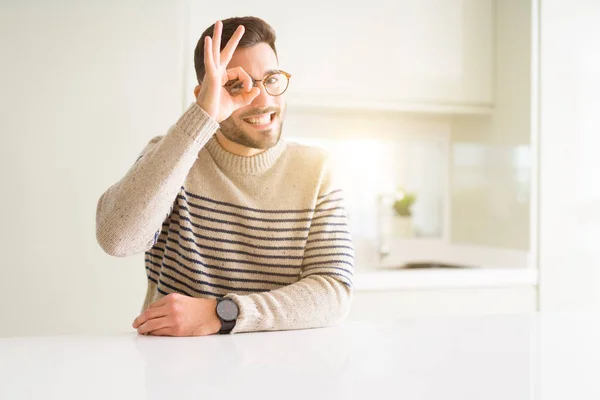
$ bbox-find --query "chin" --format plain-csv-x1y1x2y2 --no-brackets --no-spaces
222,120,282,150
244,129,280,150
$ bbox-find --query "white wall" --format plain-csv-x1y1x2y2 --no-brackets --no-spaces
0,0,187,336
538,0,600,311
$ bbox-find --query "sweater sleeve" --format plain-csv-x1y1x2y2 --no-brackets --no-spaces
96,103,219,257
225,158,354,333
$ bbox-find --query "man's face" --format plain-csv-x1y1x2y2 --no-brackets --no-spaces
219,43,286,150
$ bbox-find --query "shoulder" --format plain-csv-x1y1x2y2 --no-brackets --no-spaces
280,140,341,195
282,140,331,168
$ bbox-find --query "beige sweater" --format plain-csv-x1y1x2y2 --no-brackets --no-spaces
96,103,354,333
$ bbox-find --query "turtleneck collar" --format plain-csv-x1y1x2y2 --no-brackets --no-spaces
204,135,287,174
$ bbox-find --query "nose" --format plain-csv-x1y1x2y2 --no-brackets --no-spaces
251,80,272,104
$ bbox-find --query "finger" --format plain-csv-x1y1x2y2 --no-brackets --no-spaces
132,305,168,328
137,316,170,335
223,67,253,91
146,327,175,337
212,20,222,68
220,25,245,67
233,87,261,107
204,36,215,76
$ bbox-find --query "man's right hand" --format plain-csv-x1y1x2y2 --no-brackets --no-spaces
196,20,260,123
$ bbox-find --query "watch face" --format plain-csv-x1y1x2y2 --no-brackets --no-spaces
216,299,239,321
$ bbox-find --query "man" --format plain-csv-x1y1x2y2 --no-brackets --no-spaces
96,17,354,336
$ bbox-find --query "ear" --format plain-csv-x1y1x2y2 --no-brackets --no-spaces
193,84,201,99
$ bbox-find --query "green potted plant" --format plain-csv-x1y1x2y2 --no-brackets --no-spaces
391,188,416,237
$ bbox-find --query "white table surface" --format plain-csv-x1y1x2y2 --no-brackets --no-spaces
1,312,598,400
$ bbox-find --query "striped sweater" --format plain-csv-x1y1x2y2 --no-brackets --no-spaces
96,102,354,333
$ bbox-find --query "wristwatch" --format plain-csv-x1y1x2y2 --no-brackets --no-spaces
215,297,239,334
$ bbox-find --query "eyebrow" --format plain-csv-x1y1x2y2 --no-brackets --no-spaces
259,69,281,79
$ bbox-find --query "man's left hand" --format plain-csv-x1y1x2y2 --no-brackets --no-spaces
132,293,221,336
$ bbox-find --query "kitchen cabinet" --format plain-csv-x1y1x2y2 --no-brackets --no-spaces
186,0,493,110
350,287,537,321
349,268,538,320
185,0,561,320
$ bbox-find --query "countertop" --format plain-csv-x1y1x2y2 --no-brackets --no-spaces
352,240,536,291
1,312,598,400
354,267,538,291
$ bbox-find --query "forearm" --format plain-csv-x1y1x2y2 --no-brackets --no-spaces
226,275,353,333
96,103,219,257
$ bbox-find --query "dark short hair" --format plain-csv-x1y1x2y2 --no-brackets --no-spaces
194,16,277,84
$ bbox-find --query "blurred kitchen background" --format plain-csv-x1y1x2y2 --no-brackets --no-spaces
1,0,599,336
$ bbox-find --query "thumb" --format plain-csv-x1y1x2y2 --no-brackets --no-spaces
233,87,260,108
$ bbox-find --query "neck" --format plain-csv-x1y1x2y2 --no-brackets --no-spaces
215,131,265,157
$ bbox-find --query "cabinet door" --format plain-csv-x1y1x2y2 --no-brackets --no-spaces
188,0,493,106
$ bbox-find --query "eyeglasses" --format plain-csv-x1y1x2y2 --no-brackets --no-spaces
225,70,291,97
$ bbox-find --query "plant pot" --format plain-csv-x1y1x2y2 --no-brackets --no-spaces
391,215,415,238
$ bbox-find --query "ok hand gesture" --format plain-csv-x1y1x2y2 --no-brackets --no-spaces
196,21,261,122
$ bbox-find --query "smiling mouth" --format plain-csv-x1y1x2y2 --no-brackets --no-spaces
243,113,275,128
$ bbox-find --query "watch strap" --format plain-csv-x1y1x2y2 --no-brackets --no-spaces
218,319,236,334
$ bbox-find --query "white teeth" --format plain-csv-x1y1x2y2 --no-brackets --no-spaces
245,114,272,125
